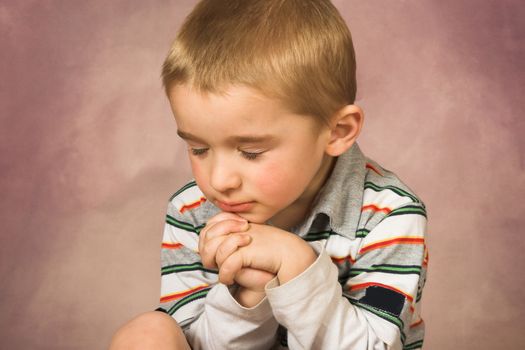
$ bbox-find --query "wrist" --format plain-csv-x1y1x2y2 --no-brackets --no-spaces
233,286,267,308
277,238,317,284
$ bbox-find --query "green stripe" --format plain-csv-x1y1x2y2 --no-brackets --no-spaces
387,205,427,218
350,264,422,276
167,288,211,315
161,263,218,275
356,228,370,238
195,224,205,234
364,182,420,203
303,230,337,241
169,181,197,201
404,340,424,350
166,215,205,234
304,229,369,240
416,287,424,302
347,297,406,343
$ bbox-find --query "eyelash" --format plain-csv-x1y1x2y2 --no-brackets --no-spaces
189,148,263,160
190,148,208,156
241,151,262,160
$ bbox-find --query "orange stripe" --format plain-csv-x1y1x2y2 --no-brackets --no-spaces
160,284,209,303
331,255,356,265
161,242,183,249
410,318,424,328
179,197,206,213
361,204,392,214
366,163,383,176
360,237,424,254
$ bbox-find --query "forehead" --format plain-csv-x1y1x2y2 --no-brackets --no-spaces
168,84,320,138
170,84,283,119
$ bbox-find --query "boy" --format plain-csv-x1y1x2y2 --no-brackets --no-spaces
110,0,427,349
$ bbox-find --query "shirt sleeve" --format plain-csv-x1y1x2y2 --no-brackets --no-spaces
158,199,279,349
265,202,428,350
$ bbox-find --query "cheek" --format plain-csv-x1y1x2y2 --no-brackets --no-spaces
252,161,298,196
190,159,201,177
190,160,208,189
251,147,325,200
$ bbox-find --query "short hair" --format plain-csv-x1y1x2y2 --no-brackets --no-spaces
161,0,357,123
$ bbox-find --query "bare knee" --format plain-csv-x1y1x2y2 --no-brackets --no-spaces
109,311,190,350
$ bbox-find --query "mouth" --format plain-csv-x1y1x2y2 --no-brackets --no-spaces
215,200,255,213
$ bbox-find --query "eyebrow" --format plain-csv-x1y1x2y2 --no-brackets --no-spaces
177,130,274,144
177,130,205,142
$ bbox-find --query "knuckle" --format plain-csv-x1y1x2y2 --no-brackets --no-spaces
202,256,216,269
202,243,214,257
200,246,211,258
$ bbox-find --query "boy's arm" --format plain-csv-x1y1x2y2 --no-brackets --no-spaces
260,202,427,350
158,198,278,349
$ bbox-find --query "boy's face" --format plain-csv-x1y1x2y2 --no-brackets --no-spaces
168,84,334,229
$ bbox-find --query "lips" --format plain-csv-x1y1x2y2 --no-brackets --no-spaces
215,200,255,213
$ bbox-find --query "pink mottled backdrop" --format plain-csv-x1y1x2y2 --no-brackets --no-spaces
1,1,523,349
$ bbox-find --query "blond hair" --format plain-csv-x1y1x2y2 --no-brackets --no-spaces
161,0,356,122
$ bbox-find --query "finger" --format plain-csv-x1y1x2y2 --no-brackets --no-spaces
207,211,246,226
204,219,249,242
215,234,252,268
199,219,249,256
234,268,275,292
198,219,248,254
201,231,250,269
199,218,248,254
200,234,226,268
234,268,274,282
219,250,245,285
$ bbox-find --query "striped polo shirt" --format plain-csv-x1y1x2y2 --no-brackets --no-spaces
158,143,427,350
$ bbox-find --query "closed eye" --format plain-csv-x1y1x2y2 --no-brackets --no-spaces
240,150,264,160
190,148,209,156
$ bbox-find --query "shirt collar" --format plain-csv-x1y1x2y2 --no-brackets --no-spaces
294,143,366,239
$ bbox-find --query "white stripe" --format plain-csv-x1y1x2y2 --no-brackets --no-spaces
362,188,413,210
161,271,218,298
324,235,359,260
360,214,426,247
346,271,419,301
171,186,205,212
163,223,199,251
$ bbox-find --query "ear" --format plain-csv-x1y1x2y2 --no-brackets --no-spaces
325,104,364,156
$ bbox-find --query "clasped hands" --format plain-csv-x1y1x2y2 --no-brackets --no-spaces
198,212,317,306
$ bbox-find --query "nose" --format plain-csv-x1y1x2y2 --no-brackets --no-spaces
209,156,241,193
